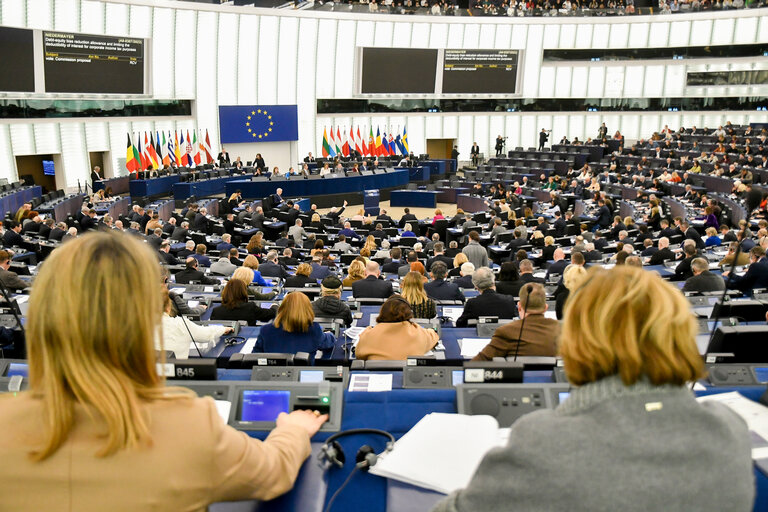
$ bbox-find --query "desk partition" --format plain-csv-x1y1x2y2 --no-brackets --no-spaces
0,186,41,218
93,176,129,195
37,194,85,222
129,175,181,198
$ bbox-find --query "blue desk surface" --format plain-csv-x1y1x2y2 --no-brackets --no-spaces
225,170,410,200
129,175,180,197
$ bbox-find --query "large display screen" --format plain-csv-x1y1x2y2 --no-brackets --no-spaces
239,390,290,422
43,31,144,94
0,27,35,92
360,48,438,94
442,50,519,94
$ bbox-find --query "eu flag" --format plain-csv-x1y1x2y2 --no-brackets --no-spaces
218,105,298,143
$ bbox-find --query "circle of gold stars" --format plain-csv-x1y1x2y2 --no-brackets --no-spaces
246,109,274,139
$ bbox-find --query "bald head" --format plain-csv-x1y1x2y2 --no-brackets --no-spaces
365,261,381,277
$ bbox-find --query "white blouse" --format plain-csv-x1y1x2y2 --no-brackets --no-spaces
155,314,229,359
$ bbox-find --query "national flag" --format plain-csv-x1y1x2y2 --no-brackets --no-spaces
322,127,335,158
329,127,336,156
349,126,356,156
395,133,406,156
167,131,176,165
355,126,364,156
155,132,164,167
402,126,410,154
180,131,190,167
203,129,214,164
148,132,159,169
174,131,182,165
335,127,343,156
161,132,170,166
342,127,351,158
381,131,391,156
194,130,202,166
368,126,374,157
136,134,146,170
126,134,140,173
375,127,383,156
388,132,397,156
143,133,153,170
185,130,195,167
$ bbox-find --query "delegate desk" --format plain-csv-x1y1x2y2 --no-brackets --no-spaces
129,175,180,198
172,175,244,200
0,186,41,218
456,194,487,213
37,193,85,222
224,170,410,200
93,197,130,219
390,190,441,209
92,176,129,195
146,199,175,221
408,166,429,182
207,374,768,512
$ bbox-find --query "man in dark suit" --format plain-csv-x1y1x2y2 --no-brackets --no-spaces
506,229,527,253
648,237,675,265
270,188,285,208
426,242,453,271
594,199,612,231
3,221,23,248
552,211,567,237
162,218,176,236
79,209,97,232
174,258,220,285
424,262,465,303
352,262,393,299
546,249,568,279
725,246,768,293
376,209,394,227
673,242,698,281
399,208,418,229
38,218,53,239
470,142,480,166
285,204,301,226
158,242,180,265
250,206,266,229
259,250,289,279
508,259,545,297
0,250,28,290
456,267,517,327
177,241,196,259
304,152,316,163
170,221,190,242
381,247,403,274
369,223,387,240
90,166,103,186
280,248,299,266
682,258,725,293
680,220,705,250
217,148,231,168
48,222,67,242
192,208,210,232
658,219,679,239
147,228,164,250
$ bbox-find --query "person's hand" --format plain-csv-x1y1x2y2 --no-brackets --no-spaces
200,304,208,311
343,200,348,207
223,327,234,334
276,410,328,437
722,270,730,277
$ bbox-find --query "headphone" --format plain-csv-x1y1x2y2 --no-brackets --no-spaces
318,428,395,472
223,336,246,346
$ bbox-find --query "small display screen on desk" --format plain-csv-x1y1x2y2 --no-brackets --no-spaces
558,392,571,404
299,370,324,383
5,363,28,378
754,368,768,384
239,390,290,422
452,370,464,386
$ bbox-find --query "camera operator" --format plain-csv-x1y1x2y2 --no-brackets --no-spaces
539,128,552,151
495,135,507,157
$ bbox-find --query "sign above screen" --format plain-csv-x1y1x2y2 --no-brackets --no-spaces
0,25,149,96
356,47,523,97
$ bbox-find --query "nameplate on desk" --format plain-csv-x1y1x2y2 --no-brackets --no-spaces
158,359,217,380
463,362,523,384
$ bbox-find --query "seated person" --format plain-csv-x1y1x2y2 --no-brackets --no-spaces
243,255,271,286
175,257,220,285
0,249,29,290
0,231,327,510
454,262,476,289
156,291,232,359
494,262,519,297
424,261,465,303
455,267,517,327
448,253,468,278
230,267,278,301
343,259,366,287
356,295,438,360
210,279,277,326
401,223,417,238
401,271,437,319
432,265,754,512
285,263,316,288
352,261,393,299
255,292,336,363
472,283,560,361
682,257,726,294
312,276,353,326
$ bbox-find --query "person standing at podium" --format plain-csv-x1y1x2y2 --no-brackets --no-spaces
0,232,327,511
431,266,754,512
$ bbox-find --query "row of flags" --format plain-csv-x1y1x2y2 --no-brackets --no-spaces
126,129,215,173
321,126,409,159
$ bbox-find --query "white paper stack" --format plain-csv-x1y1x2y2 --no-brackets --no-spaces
370,413,507,495
459,338,491,359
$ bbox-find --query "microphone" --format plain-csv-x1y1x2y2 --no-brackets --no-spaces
181,315,205,358
512,283,532,362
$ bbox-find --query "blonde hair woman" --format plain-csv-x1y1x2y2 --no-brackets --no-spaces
400,271,436,319
242,254,270,286
363,235,377,254
246,233,264,255
285,263,315,288
554,264,588,320
450,252,468,277
344,259,366,287
256,292,336,363
432,266,753,512
2,232,326,510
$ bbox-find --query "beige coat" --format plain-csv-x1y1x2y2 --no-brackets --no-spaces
356,321,438,360
0,392,311,511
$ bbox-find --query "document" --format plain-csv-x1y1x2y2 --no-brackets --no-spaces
348,373,393,392
214,400,232,423
240,337,258,354
370,413,507,494
170,287,186,294
442,307,464,324
459,338,491,359
697,392,768,458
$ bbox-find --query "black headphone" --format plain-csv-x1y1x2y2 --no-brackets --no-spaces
318,428,395,472
223,336,246,346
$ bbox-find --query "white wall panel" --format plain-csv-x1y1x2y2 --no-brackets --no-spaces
711,18,735,45
334,20,356,98
640,114,660,139
592,25,609,49
10,125,34,156
442,115,458,140
494,24,511,49
392,22,411,47
558,24,576,49
408,115,425,156
104,2,128,37
237,15,259,104
623,66,645,97
478,23,495,48
504,116,519,152
107,121,130,177
587,67,605,98
374,20,394,46
53,0,78,32
567,116,584,144
758,17,768,45
734,16,758,44
2,0,27,27
0,125,17,183
667,20,690,48
538,67,556,98
520,115,536,149
462,24,481,49
457,116,473,156
574,24,593,49
543,24,559,49
663,64,686,97
174,9,196,98
570,67,588,98
487,116,504,156
33,123,59,155
425,115,442,140
554,67,572,97
411,22,430,47
315,19,338,98
151,8,175,98
628,22,649,48
85,122,109,151
608,23,629,49
217,13,239,106
689,19,712,46
552,115,569,145
256,16,279,104
522,25,543,97
58,122,88,188
26,0,51,30
196,11,217,144
643,65,664,98
647,21,669,47
447,23,464,49
356,20,375,47
79,0,104,34
510,24,527,48
620,115,641,141
128,4,152,38
428,22,447,48
297,17,319,158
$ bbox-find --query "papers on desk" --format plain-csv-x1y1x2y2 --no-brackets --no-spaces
170,287,186,295
240,337,258,354
14,295,28,304
544,311,557,320
442,307,464,324
533,271,547,279
348,373,393,392
214,400,232,423
697,392,768,459
204,286,214,293
459,338,491,359
187,301,200,308
370,413,508,495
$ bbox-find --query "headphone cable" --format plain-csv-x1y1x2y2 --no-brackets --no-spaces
323,466,359,512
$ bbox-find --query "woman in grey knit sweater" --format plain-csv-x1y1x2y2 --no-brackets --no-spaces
432,266,755,512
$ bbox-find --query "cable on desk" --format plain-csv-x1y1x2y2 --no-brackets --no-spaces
323,466,360,512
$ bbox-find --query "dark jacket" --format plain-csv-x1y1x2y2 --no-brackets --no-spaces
210,302,277,326
259,261,289,279
312,296,353,326
424,279,465,302
455,290,517,327
648,247,675,266
352,275,393,299
174,268,220,285
284,274,316,288
682,271,726,294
